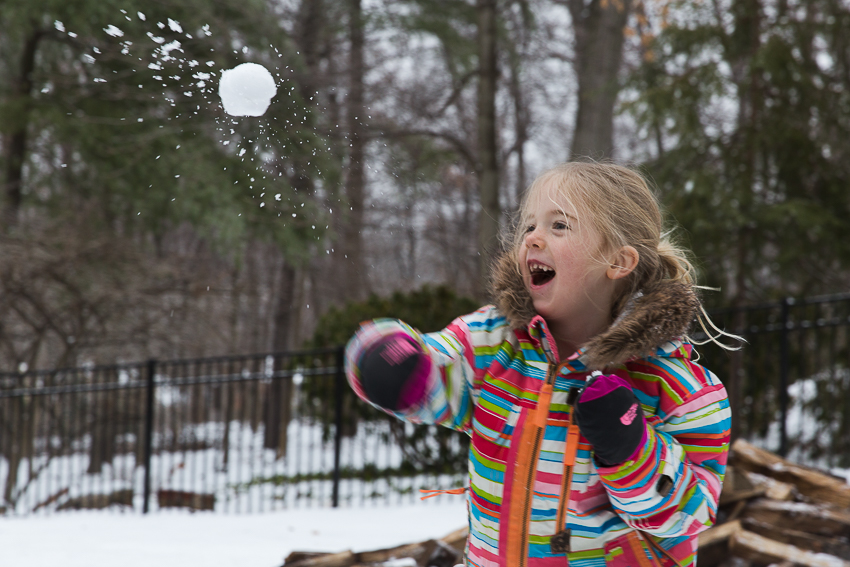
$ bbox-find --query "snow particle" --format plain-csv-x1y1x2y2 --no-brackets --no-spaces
104,25,124,37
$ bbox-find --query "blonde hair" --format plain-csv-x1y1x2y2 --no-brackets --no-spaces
509,161,740,349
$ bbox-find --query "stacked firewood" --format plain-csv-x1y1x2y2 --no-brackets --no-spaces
282,526,467,567
283,439,850,566
701,438,850,567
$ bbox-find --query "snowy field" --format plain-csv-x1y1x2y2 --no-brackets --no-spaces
0,501,468,567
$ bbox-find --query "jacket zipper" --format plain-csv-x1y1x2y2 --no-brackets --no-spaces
517,364,557,567
556,387,581,532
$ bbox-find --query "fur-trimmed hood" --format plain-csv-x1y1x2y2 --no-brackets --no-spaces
489,251,701,371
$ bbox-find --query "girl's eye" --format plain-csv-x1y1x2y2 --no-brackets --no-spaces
553,220,569,230
525,224,535,233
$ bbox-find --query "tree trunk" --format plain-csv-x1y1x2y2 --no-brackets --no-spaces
3,396,23,507
339,0,367,301
3,28,43,229
726,0,763,442
568,0,633,160
476,0,500,297
262,0,330,456
508,35,529,207
266,261,298,454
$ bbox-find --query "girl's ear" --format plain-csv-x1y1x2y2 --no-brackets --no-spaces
606,246,639,280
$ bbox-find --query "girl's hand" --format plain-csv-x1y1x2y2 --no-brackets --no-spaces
573,373,647,466
358,333,429,411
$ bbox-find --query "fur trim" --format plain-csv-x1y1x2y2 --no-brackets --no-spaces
490,251,537,330
488,251,701,370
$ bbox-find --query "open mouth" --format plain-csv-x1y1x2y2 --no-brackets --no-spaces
528,261,556,286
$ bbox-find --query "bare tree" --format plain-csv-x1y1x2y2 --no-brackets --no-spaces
565,0,634,160
476,0,501,295
339,0,368,301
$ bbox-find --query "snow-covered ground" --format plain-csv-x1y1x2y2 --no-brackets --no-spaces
0,501,468,567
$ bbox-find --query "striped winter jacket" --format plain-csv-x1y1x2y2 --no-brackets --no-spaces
345,266,731,567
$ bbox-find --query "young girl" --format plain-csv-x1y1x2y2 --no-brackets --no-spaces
345,162,731,567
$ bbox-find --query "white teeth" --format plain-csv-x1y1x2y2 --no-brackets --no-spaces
529,262,553,272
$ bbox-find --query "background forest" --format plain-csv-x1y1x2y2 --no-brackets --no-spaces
2,0,850,372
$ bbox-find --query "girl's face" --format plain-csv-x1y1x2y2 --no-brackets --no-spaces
517,186,617,332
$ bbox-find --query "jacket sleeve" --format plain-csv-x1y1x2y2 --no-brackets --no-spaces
595,352,731,538
344,305,512,433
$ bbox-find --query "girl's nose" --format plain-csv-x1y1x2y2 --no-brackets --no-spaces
525,228,544,249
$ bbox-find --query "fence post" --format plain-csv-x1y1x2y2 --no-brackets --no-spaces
332,346,345,508
142,359,157,513
778,298,792,457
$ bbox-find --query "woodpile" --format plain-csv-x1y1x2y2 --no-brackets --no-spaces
283,439,850,566
282,526,467,567
700,438,850,567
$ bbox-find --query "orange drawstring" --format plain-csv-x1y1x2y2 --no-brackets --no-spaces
419,487,467,500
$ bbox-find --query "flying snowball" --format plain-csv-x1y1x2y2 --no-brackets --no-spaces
218,63,277,117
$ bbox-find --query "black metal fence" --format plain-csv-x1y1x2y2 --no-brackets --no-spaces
0,348,466,516
697,292,850,468
1,292,849,516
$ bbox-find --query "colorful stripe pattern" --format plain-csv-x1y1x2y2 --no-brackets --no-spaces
345,306,731,567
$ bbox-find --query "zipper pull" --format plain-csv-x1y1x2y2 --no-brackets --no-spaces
564,424,581,466
534,382,554,428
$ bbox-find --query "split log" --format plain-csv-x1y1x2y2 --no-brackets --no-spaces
719,486,766,507
717,466,766,524
723,465,757,493
283,527,466,567
440,526,468,551
731,439,850,507
283,550,356,567
744,471,795,501
699,519,743,549
696,519,742,567
742,499,850,538
356,540,434,565
730,528,850,567
284,553,334,564
696,520,742,567
743,518,850,560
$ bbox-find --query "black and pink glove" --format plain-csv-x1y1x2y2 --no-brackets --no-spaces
574,373,648,466
358,333,430,411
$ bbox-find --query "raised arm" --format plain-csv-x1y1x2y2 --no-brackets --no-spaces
345,306,512,433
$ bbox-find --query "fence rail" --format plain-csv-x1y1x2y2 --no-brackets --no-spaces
0,348,465,516
1,292,849,516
